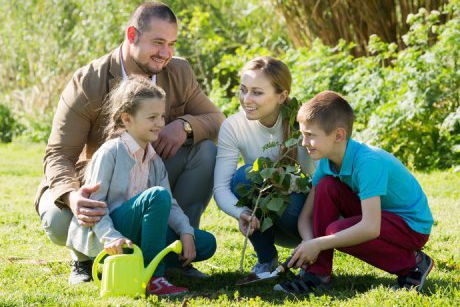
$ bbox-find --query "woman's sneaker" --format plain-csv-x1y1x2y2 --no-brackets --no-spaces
251,256,278,275
146,276,188,296
393,251,434,293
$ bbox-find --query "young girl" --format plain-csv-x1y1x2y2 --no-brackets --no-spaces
213,56,315,274
66,75,216,296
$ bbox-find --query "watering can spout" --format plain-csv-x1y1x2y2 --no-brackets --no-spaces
143,240,183,285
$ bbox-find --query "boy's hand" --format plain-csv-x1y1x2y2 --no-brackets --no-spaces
239,211,260,236
179,233,196,266
289,239,321,268
104,237,132,255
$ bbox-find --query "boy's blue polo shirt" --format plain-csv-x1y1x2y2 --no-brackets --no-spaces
312,138,433,234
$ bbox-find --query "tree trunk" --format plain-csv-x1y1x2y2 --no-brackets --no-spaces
271,0,449,56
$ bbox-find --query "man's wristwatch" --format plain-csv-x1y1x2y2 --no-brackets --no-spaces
180,119,193,137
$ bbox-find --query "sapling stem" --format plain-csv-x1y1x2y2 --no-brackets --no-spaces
238,143,301,273
239,184,271,273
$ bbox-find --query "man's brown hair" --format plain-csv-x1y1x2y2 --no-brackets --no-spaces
128,2,177,35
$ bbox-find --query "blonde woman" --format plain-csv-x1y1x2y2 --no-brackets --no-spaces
214,57,315,274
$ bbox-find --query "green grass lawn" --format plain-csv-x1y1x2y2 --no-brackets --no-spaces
0,141,459,306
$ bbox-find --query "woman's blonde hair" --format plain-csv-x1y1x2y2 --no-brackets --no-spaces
241,56,294,158
241,56,292,99
103,75,166,141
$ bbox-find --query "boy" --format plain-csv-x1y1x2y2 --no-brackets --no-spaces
274,90,434,295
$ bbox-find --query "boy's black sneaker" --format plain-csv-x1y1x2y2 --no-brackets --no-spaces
68,260,93,285
274,271,331,295
394,251,434,293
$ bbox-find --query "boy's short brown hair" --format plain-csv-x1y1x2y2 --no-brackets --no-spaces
297,90,354,138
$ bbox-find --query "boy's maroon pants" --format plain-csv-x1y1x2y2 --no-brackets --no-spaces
306,176,429,277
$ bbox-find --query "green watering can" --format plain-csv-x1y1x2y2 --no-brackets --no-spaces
92,240,182,298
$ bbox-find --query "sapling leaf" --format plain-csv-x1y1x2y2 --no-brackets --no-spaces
260,217,273,232
271,170,281,185
262,141,280,151
284,137,298,148
276,198,289,216
295,176,311,192
260,167,275,180
267,197,284,211
282,174,291,190
259,195,271,212
234,183,251,197
247,169,264,185
236,197,252,208
252,157,262,172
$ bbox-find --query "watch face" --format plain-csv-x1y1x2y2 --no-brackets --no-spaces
183,121,192,134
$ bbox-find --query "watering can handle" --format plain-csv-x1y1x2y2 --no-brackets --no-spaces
92,244,141,286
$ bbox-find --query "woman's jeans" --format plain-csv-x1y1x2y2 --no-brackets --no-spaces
231,165,306,263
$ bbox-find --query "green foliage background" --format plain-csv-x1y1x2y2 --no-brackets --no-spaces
1,0,459,169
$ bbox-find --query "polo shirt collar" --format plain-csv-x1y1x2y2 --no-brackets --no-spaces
322,138,358,176
338,138,359,176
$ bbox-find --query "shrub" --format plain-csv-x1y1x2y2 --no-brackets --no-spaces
209,3,460,170
0,104,21,143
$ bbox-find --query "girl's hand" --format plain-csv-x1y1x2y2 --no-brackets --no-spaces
288,239,321,268
104,237,132,255
238,211,260,236
179,233,196,266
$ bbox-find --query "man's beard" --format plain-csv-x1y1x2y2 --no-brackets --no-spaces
133,57,164,76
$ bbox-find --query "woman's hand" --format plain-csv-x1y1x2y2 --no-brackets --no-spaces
104,237,132,255
179,233,196,266
238,211,260,236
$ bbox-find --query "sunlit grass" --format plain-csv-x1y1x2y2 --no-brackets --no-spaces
0,142,459,306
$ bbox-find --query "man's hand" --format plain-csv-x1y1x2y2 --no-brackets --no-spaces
288,239,322,268
238,211,260,236
179,233,196,266
104,237,133,255
64,183,107,227
153,120,187,160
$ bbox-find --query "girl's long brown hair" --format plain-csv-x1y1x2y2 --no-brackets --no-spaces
103,75,166,142
77,76,166,183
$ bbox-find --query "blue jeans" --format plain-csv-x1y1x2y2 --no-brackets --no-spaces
110,187,216,276
231,165,306,263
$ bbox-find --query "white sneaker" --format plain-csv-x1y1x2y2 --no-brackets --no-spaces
251,256,278,275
